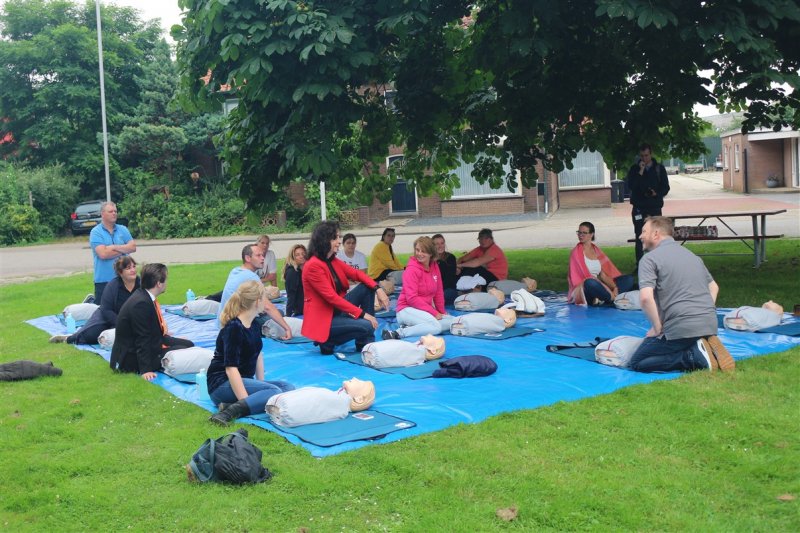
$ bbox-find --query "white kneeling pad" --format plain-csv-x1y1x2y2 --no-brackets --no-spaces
614,290,641,310
161,347,214,376
450,313,505,336
266,387,351,427
182,299,220,316
361,340,427,368
454,292,501,311
509,289,546,314
723,306,781,331
64,303,99,321
98,328,116,350
594,336,643,368
262,316,304,338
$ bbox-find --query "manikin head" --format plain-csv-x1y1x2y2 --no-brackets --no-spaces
379,279,395,295
762,300,784,315
495,307,517,328
420,334,446,360
342,378,376,411
488,287,505,305
522,277,537,292
264,285,281,300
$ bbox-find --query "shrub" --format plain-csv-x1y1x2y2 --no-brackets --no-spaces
0,203,50,245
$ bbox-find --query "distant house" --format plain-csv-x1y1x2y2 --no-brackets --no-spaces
720,127,800,192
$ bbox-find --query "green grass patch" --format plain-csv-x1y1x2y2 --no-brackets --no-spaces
1,240,798,530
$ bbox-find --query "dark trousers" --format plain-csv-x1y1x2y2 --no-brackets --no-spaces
161,336,194,356
94,282,108,303
68,322,107,345
584,275,635,305
629,335,707,373
458,267,498,290
632,206,662,265
443,287,458,306
319,284,376,354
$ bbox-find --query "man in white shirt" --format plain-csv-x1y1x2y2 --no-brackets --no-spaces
255,234,278,284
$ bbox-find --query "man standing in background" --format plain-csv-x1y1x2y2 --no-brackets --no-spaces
625,143,670,266
89,202,136,302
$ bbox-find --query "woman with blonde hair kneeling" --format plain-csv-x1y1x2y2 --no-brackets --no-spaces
208,281,295,425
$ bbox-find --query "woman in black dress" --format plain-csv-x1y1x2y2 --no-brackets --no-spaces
283,244,307,317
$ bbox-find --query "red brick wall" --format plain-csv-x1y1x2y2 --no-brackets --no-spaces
441,196,524,217
559,187,611,208
287,182,307,208
746,139,784,188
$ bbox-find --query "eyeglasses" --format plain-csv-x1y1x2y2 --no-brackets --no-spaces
576,231,591,235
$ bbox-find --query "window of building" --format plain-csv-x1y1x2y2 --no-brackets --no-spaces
450,154,520,198
734,144,740,171
558,149,607,188
722,146,729,169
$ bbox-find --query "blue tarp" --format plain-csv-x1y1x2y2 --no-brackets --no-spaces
27,300,800,457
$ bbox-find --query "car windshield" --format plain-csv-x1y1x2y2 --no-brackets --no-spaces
76,203,101,215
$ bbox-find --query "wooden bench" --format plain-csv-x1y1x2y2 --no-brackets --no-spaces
628,209,787,267
627,234,784,268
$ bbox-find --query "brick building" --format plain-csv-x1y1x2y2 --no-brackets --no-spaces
720,127,800,192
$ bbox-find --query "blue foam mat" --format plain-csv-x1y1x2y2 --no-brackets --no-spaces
165,308,217,321
27,301,800,457
453,326,544,340
334,352,443,379
246,410,416,447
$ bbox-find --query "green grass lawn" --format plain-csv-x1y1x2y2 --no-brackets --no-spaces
1,240,798,531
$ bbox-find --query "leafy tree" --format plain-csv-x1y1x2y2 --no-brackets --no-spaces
0,0,162,196
173,0,800,205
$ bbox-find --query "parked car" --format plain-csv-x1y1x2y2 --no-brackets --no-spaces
70,200,103,235
70,200,129,235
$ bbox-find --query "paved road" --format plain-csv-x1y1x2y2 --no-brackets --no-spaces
1,173,797,285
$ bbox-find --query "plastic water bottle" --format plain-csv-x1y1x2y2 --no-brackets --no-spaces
195,368,209,400
186,288,196,302
65,312,76,334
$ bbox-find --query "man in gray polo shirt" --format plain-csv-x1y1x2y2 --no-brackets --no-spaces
629,216,735,373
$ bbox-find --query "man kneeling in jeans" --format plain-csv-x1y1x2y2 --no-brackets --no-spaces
629,216,734,373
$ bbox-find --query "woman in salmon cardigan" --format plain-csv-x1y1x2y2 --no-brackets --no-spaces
301,221,390,354
568,221,634,306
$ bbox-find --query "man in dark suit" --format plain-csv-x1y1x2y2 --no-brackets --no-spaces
110,263,193,380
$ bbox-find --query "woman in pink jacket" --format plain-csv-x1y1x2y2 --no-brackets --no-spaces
382,236,454,339
568,221,634,306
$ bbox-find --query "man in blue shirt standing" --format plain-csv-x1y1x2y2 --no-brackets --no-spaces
89,202,136,302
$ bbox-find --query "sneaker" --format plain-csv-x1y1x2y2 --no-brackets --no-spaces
707,335,736,372
381,329,400,340
83,293,95,304
696,338,716,370
49,334,70,344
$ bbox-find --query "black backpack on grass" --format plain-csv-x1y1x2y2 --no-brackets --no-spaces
187,429,272,484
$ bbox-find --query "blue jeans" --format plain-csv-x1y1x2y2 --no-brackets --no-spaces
209,378,295,415
584,274,635,305
629,335,708,373
319,283,376,353
396,307,454,338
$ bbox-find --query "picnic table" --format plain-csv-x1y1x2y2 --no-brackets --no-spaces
629,209,786,267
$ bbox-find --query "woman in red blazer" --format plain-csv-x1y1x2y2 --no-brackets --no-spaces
301,221,390,354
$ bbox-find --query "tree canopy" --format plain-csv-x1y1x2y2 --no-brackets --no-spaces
173,0,800,207
0,0,162,194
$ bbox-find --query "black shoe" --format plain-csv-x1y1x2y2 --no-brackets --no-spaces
209,399,250,426
319,346,334,355
381,329,400,340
